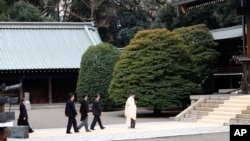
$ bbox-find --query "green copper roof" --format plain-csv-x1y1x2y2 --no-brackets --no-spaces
0,22,102,70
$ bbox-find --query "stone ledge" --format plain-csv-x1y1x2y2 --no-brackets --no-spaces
0,112,15,123
9,126,29,139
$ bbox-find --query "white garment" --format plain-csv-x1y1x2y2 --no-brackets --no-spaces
125,96,137,127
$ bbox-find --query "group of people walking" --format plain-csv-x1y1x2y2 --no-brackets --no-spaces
65,93,105,134
16,90,137,135
65,90,137,134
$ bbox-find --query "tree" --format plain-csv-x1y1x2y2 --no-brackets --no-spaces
174,24,220,93
0,0,8,21
76,43,120,110
9,1,51,21
109,28,200,113
153,2,177,30
154,0,241,30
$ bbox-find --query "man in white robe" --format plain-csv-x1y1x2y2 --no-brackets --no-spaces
125,91,137,128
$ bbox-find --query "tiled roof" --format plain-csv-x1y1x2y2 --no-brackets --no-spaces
0,22,102,70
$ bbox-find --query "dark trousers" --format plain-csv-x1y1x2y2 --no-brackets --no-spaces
90,115,104,129
17,118,33,132
66,117,78,132
131,118,136,128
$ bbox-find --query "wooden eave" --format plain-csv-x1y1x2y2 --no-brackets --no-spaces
172,0,225,7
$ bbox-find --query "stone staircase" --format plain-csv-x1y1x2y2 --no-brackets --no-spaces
229,105,250,125
175,94,250,125
175,94,229,122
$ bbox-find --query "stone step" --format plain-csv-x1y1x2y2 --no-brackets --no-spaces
208,111,238,117
223,100,250,105
236,114,250,119
184,114,203,119
228,122,250,125
180,118,197,122
209,95,229,100
200,103,219,107
229,95,250,100
230,118,250,124
205,99,224,104
195,107,214,111
201,115,233,121
218,104,248,109
190,110,209,115
213,107,244,113
242,110,250,114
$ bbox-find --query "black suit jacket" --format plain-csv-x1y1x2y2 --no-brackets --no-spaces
80,100,89,121
65,100,77,118
92,99,102,116
19,103,28,119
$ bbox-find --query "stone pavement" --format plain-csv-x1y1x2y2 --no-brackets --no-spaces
8,121,229,141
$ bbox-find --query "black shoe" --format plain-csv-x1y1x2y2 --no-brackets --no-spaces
101,127,105,130
75,131,79,133
90,128,95,130
29,130,34,133
86,130,91,132
66,132,72,134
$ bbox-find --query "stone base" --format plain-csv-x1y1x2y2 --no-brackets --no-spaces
8,126,29,139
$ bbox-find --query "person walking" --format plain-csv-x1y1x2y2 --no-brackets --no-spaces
65,92,79,134
90,94,105,130
77,95,91,132
17,98,34,133
125,90,137,128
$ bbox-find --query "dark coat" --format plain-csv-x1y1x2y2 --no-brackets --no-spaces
19,103,28,119
65,100,77,118
92,99,102,116
80,100,89,121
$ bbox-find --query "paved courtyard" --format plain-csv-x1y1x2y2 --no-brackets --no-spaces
5,104,229,141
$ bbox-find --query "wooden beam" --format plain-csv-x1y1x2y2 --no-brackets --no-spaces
172,0,197,7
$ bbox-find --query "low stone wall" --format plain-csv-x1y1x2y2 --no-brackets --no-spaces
190,94,230,104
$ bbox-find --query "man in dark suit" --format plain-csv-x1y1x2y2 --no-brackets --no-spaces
65,92,79,134
90,94,105,130
17,98,34,133
77,95,91,132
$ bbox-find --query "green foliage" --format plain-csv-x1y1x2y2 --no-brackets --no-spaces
116,26,144,47
154,0,241,30
76,43,120,110
9,1,49,21
109,28,200,109
153,3,177,30
0,0,8,20
174,24,220,93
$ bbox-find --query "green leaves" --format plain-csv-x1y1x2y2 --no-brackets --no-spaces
76,43,120,110
109,25,218,109
10,1,49,21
